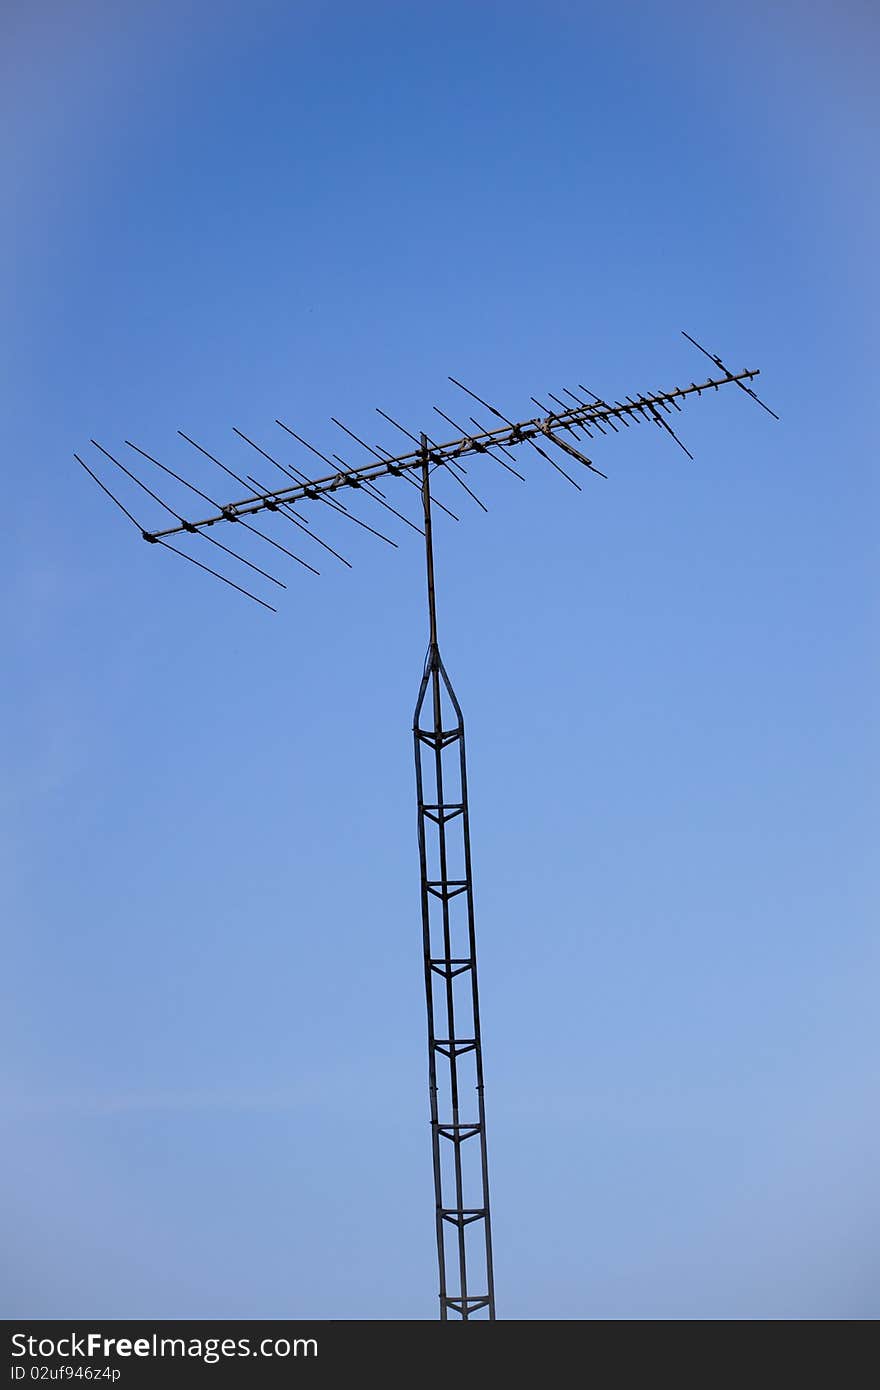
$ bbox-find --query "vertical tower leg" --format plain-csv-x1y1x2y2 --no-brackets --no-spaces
413,438,495,1320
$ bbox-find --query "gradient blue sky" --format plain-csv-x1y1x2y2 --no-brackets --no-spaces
2,0,877,1319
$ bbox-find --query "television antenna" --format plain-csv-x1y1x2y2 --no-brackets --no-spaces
77,331,776,1319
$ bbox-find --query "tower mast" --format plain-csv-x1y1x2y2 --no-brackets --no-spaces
414,435,495,1318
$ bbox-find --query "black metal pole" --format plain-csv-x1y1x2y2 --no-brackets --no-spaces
413,435,495,1320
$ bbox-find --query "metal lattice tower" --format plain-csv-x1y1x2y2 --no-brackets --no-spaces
414,437,494,1317
77,332,775,1319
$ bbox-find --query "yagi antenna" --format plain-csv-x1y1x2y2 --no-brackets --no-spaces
76,335,776,1321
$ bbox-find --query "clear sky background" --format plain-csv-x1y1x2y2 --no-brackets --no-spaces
2,0,877,1320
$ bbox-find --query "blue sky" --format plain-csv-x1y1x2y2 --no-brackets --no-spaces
2,0,877,1318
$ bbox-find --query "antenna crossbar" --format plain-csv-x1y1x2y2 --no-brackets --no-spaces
141,368,759,542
